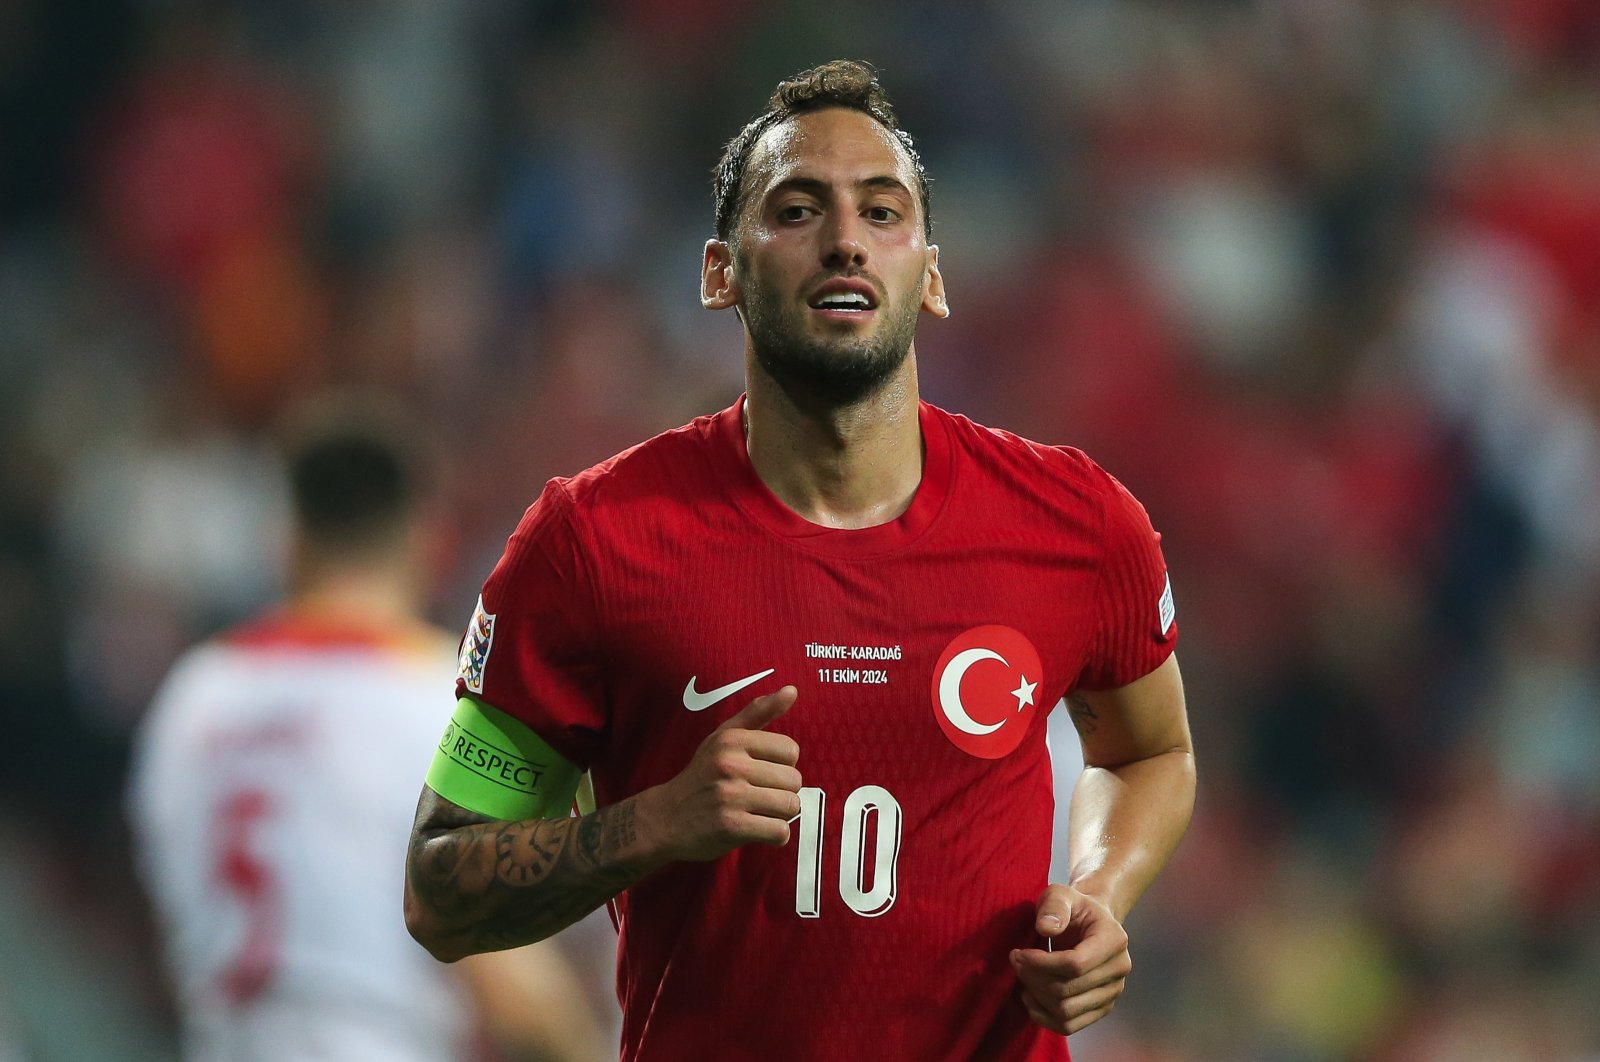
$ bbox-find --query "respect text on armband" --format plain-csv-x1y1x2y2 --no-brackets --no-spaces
438,721,547,795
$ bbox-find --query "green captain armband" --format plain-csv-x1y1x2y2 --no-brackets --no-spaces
426,697,582,821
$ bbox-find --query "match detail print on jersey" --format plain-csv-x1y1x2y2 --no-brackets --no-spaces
457,595,496,695
930,625,1045,759
682,668,776,712
806,642,903,686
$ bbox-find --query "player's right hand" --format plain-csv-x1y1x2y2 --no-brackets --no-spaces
642,686,802,863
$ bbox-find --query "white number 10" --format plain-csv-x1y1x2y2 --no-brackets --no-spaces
794,784,902,918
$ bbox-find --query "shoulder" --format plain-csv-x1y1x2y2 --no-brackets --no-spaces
134,639,237,773
147,639,239,713
932,404,1132,517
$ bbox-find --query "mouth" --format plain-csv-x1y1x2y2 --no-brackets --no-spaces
807,278,879,321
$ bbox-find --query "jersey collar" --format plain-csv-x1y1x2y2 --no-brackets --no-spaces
711,394,952,558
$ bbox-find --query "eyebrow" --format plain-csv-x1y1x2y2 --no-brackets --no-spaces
766,175,914,200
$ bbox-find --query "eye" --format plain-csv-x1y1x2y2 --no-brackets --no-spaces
776,204,815,223
865,205,901,223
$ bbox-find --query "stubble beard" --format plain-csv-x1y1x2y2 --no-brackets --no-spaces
741,277,920,407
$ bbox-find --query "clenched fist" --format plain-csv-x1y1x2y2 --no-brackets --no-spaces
1012,884,1132,1036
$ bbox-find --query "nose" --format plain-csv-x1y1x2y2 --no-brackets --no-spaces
821,212,868,271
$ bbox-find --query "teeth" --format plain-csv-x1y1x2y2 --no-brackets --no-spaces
817,293,869,309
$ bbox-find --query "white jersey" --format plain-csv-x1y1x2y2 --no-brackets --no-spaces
129,610,469,1062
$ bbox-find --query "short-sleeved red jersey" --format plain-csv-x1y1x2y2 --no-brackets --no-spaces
460,398,1177,1061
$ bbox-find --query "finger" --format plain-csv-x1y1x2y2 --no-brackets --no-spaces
737,729,801,767
1013,942,1130,985
719,685,797,733
1013,954,1121,1007
1065,1004,1115,1036
1013,959,1070,1006
1021,991,1067,1035
742,760,803,793
1035,883,1074,938
741,785,803,821
1057,951,1132,999
1060,980,1124,1023
729,811,791,847
1012,942,1107,981
1016,911,1127,974
1054,916,1129,976
1018,971,1123,1036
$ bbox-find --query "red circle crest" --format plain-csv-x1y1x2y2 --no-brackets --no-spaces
929,625,1044,759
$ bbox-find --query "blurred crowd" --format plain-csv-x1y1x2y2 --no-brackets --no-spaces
2,0,1599,1059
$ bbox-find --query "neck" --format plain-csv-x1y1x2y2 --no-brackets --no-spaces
288,554,421,630
742,353,924,529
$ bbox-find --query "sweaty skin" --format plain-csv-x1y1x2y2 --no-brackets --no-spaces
1013,655,1194,1034
701,107,948,531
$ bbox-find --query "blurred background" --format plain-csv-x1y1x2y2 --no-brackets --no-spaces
2,0,1599,1059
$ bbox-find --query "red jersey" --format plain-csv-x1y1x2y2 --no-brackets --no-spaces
462,398,1177,1061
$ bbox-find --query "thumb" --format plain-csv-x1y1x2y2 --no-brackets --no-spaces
718,685,797,732
1036,884,1074,938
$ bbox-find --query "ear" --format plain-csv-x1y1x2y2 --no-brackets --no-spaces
702,239,741,310
920,244,949,318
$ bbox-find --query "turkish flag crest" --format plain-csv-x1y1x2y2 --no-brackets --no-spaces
930,625,1044,759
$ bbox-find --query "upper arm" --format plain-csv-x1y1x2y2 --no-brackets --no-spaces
1067,458,1185,767
421,696,584,824
1075,462,1178,692
463,480,610,769
1066,654,1190,769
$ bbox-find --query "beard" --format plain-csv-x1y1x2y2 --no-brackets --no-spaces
741,275,920,406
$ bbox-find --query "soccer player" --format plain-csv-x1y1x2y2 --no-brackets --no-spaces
130,405,607,1061
406,60,1195,1060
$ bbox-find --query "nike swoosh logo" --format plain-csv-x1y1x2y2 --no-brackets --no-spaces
682,668,776,712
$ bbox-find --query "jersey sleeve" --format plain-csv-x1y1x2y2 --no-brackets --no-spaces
455,479,607,769
1075,468,1178,690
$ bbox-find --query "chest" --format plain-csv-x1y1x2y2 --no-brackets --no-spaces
588,522,1103,799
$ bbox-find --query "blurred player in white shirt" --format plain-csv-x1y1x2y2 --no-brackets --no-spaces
130,403,608,1061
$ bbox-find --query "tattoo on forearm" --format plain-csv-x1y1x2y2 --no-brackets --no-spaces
494,822,561,886
576,813,604,867
603,802,638,853
406,789,648,955
1067,694,1099,736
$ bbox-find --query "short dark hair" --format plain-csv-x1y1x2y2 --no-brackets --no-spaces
712,59,932,244
284,401,422,554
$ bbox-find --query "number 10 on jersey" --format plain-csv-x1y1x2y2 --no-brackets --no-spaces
794,785,902,918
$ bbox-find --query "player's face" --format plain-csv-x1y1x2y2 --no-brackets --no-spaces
703,107,948,403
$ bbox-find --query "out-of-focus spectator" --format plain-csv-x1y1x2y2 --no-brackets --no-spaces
128,401,609,1060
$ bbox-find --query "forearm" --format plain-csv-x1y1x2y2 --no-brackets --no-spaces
1066,747,1195,921
405,786,665,961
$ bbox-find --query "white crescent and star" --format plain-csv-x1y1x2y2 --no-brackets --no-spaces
1011,676,1037,710
937,647,1036,736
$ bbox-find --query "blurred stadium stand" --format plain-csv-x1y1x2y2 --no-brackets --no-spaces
1,0,1598,1059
